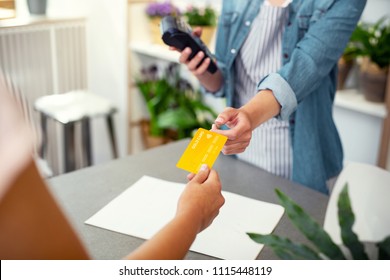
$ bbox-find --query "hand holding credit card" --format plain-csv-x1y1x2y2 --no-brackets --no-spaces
176,128,227,174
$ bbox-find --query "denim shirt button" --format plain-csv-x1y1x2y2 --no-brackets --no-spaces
287,21,292,26
231,49,237,54
290,119,295,125
283,53,289,59
245,20,251,26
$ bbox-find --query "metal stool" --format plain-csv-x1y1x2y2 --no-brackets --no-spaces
34,90,118,173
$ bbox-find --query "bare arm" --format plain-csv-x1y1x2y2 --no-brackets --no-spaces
125,165,224,260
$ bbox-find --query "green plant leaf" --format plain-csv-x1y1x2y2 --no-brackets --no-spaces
275,189,346,259
337,183,369,260
157,108,198,129
247,233,321,259
346,17,390,69
273,248,295,260
377,236,390,260
185,6,216,26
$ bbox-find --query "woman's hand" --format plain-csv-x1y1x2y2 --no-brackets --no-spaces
168,27,223,93
169,27,211,77
211,107,253,155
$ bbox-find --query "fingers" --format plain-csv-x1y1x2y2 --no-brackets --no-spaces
210,107,253,154
187,51,205,72
192,27,203,38
178,47,209,76
204,169,222,191
178,47,192,64
212,123,251,141
186,172,195,181
212,107,239,129
190,164,210,184
199,169,224,230
222,140,250,154
192,58,210,76
187,166,221,191
220,130,252,154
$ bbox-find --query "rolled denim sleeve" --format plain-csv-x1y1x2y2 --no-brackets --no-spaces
257,73,297,121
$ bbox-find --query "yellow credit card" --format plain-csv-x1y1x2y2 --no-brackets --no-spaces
176,128,228,174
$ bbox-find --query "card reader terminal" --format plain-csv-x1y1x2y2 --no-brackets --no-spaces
160,15,218,74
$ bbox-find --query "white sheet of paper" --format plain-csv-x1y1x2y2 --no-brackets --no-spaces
85,176,284,260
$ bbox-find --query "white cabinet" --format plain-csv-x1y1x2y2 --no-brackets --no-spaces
333,89,388,167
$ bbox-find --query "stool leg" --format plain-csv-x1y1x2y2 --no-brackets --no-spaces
81,118,92,167
39,113,48,159
64,123,76,172
106,114,118,158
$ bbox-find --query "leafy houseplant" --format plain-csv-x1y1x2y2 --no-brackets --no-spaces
346,17,390,102
248,184,390,259
184,6,217,27
184,6,217,47
136,64,217,148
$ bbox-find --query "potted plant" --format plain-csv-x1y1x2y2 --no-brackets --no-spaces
184,5,217,47
349,17,390,102
136,63,217,149
145,1,180,45
337,27,362,90
248,184,390,259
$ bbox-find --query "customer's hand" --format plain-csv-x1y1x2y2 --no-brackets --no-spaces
178,164,224,233
211,107,253,154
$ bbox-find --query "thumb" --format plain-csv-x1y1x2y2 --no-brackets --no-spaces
214,107,237,127
191,164,210,184
192,27,203,38
214,116,225,127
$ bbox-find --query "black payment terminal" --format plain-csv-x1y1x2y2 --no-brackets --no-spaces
160,15,218,74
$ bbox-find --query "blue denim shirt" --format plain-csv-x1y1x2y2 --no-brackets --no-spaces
211,0,366,193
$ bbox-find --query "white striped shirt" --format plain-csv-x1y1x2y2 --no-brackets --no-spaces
234,3,292,179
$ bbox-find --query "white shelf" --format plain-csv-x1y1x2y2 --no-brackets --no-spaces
335,89,387,119
130,41,180,63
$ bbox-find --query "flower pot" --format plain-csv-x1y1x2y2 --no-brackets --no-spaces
140,119,173,149
149,17,164,45
359,58,388,103
0,1,16,19
337,57,354,90
27,0,47,15
198,26,215,48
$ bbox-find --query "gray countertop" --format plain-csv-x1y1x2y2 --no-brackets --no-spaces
48,139,329,260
